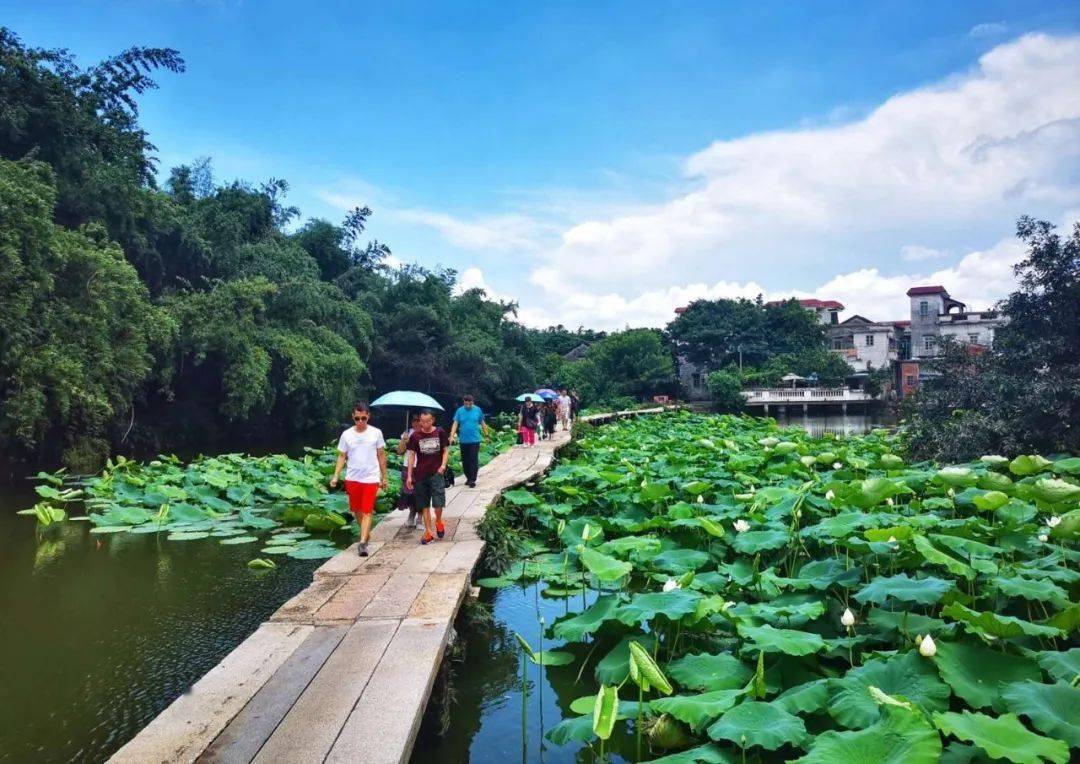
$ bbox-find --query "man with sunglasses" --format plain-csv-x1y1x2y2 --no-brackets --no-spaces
330,401,388,557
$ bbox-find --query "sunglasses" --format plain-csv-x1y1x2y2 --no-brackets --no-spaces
353,414,369,421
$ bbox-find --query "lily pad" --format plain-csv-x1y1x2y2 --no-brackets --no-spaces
706,701,808,750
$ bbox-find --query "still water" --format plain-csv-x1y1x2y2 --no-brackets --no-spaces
0,481,333,763
773,410,893,437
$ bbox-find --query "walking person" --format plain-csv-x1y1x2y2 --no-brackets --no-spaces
542,400,557,440
518,398,539,447
570,389,581,421
450,394,489,488
329,402,388,557
396,413,422,527
405,410,450,545
557,388,572,431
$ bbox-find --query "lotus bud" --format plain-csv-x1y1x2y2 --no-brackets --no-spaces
948,488,955,497
1047,515,1061,528
918,634,936,657
832,462,842,470
841,608,855,627
887,536,897,543
1038,533,1049,542
914,634,923,646
886,498,894,506
663,578,680,592
581,523,592,542
733,519,750,533
825,490,835,501
794,508,802,519
641,479,647,488
696,495,705,504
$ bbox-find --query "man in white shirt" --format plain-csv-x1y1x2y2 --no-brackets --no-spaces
557,389,572,431
330,401,388,556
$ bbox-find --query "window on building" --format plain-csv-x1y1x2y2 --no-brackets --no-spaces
905,375,917,388
830,311,839,324
691,372,702,389
919,301,929,317
865,334,874,347
968,333,979,344
924,336,935,351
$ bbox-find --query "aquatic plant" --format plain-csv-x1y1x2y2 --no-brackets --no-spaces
489,412,1078,762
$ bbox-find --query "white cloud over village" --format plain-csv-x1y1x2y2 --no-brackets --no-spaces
323,33,1080,331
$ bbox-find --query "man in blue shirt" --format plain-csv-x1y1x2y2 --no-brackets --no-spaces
449,394,489,488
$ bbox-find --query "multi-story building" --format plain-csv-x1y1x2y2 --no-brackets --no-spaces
905,285,1006,360
763,298,844,325
824,315,901,373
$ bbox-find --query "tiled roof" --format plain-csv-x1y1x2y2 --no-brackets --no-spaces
764,298,844,310
906,285,947,296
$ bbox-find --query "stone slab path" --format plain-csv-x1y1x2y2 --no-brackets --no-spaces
110,408,667,764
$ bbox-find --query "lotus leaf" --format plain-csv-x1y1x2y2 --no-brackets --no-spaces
650,690,742,730
706,700,808,750
89,525,133,534
650,548,711,573
773,679,829,715
736,623,825,656
592,684,618,739
544,715,595,745
933,640,1042,710
286,546,339,560
1036,649,1080,683
551,595,621,640
941,603,1064,640
791,706,942,764
912,535,975,579
595,635,657,685
1010,455,1053,476
937,468,979,487
641,743,734,764
167,531,210,540
579,545,633,581
854,574,953,606
1030,478,1080,505
616,589,703,626
933,710,1069,764
973,491,1010,511
219,535,258,545
731,529,790,554
1000,680,1080,747
667,653,753,692
827,652,951,729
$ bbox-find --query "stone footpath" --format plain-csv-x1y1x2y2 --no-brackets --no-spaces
110,408,666,764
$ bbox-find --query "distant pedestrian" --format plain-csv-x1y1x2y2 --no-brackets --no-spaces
450,394,489,488
557,388,572,431
570,389,581,420
405,410,450,544
396,413,422,527
330,402,388,557
542,401,556,439
519,399,539,447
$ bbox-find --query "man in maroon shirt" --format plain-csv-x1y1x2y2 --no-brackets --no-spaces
405,410,450,544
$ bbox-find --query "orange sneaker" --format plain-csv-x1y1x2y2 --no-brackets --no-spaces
421,532,435,545
436,521,445,539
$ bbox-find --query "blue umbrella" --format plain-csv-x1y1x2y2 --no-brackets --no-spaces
370,391,444,410
534,388,558,400
516,393,544,402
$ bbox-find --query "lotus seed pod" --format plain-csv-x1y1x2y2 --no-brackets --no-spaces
841,608,855,627
919,634,936,657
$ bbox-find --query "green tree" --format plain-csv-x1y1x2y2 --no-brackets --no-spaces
906,217,1080,460
667,298,767,368
707,369,745,412
0,158,172,468
584,329,675,401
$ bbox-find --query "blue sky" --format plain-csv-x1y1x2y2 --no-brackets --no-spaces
4,1,1080,327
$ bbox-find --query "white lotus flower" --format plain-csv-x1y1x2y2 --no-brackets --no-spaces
733,519,751,533
825,490,835,501
841,608,855,627
887,536,897,543
663,578,680,592
723,601,736,610
1038,533,1049,543
947,488,956,497
697,495,705,504
640,479,647,488
832,462,842,470
1047,515,1061,528
794,509,802,519
919,634,937,657
886,498,894,506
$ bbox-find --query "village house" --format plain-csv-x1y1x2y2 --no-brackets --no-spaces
675,285,1006,400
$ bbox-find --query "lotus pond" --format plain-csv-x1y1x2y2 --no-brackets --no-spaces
416,412,1079,763
2,429,513,762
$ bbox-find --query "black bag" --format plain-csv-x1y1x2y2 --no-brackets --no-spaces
516,431,524,444
443,465,456,487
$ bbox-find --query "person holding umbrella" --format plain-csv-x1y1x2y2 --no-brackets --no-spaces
329,402,388,557
449,394,489,488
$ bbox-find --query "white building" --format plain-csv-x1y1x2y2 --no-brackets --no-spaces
825,315,900,373
906,285,1006,359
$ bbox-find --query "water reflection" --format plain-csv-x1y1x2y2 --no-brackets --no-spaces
774,411,894,437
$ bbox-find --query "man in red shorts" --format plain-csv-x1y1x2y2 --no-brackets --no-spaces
329,401,388,556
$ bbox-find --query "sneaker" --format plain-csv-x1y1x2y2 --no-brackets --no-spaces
467,481,476,488
436,521,445,539
358,542,369,557
420,532,434,545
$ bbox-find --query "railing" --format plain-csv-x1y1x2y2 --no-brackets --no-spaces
743,388,874,403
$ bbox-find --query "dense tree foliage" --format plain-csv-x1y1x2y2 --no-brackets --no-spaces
0,30,574,468
905,217,1080,460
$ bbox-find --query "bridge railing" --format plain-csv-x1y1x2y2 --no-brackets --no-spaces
742,387,874,402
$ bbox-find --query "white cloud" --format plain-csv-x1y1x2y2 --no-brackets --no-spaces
899,244,951,262
388,209,554,252
530,33,1080,295
970,22,1009,39
511,233,1025,330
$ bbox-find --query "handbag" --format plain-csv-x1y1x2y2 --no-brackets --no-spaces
516,431,524,444
443,465,456,487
